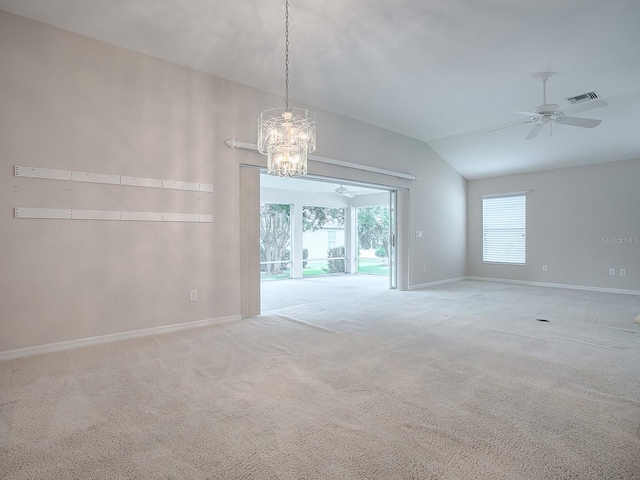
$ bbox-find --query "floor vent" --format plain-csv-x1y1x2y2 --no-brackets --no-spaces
565,91,599,105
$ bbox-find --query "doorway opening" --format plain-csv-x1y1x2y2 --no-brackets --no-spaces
260,174,398,310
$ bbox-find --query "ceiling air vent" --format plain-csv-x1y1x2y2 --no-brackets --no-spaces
565,91,599,105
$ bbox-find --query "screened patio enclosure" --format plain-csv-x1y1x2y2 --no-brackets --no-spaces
260,174,397,309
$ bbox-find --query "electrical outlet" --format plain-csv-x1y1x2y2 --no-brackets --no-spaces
189,289,197,302
542,265,548,272
423,265,426,272
415,231,422,238
620,269,627,277
609,268,616,276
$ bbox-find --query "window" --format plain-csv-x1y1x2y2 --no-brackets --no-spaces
327,230,336,249
482,194,526,264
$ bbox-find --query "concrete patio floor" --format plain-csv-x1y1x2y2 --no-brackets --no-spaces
261,274,390,311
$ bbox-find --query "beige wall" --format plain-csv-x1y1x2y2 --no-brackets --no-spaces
0,11,466,352
467,158,640,291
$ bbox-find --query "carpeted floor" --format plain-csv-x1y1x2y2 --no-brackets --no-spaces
1,280,639,479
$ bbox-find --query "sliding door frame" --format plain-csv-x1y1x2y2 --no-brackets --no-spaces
240,166,410,317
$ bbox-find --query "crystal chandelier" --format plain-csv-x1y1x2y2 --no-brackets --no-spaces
258,0,316,177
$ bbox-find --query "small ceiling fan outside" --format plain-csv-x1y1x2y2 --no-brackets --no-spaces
320,185,366,198
487,72,608,140
334,185,357,198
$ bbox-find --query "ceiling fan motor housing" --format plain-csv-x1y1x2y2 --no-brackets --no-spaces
533,104,560,115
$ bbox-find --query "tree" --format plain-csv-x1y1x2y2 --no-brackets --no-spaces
260,204,290,275
302,206,345,232
357,206,390,258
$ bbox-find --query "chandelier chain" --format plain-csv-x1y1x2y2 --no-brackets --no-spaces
284,0,289,110
257,0,315,177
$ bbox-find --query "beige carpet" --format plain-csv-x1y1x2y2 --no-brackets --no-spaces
1,280,639,479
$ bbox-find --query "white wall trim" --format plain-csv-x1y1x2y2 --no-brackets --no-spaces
408,277,467,290
466,276,640,296
15,207,213,223
5,276,634,361
15,166,213,192
0,314,242,362
408,275,640,296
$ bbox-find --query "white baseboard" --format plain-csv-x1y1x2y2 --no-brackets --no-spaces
408,275,640,296
3,276,636,361
466,276,640,296
408,276,467,290
0,314,242,362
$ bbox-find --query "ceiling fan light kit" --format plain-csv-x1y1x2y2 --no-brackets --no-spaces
489,72,607,140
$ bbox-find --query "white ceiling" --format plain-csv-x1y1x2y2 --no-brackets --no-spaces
2,0,639,179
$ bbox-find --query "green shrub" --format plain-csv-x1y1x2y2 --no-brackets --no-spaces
375,246,387,258
327,246,345,273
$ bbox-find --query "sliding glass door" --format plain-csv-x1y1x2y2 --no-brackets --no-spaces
389,190,397,289
353,191,397,288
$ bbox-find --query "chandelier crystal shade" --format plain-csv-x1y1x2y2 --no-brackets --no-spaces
258,107,316,177
257,0,316,177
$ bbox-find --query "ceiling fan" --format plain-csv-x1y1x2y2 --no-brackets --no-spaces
334,185,357,198
487,72,608,140
320,185,365,198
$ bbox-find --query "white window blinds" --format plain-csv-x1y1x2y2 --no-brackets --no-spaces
482,194,526,264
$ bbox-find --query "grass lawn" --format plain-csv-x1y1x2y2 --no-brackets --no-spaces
303,260,332,277
260,270,291,281
358,259,389,276
261,259,389,281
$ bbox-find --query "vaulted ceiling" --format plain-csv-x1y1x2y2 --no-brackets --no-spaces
2,0,639,179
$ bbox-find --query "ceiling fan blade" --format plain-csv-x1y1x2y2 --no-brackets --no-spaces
557,116,602,128
486,120,529,133
563,99,608,115
514,110,541,117
525,124,544,140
